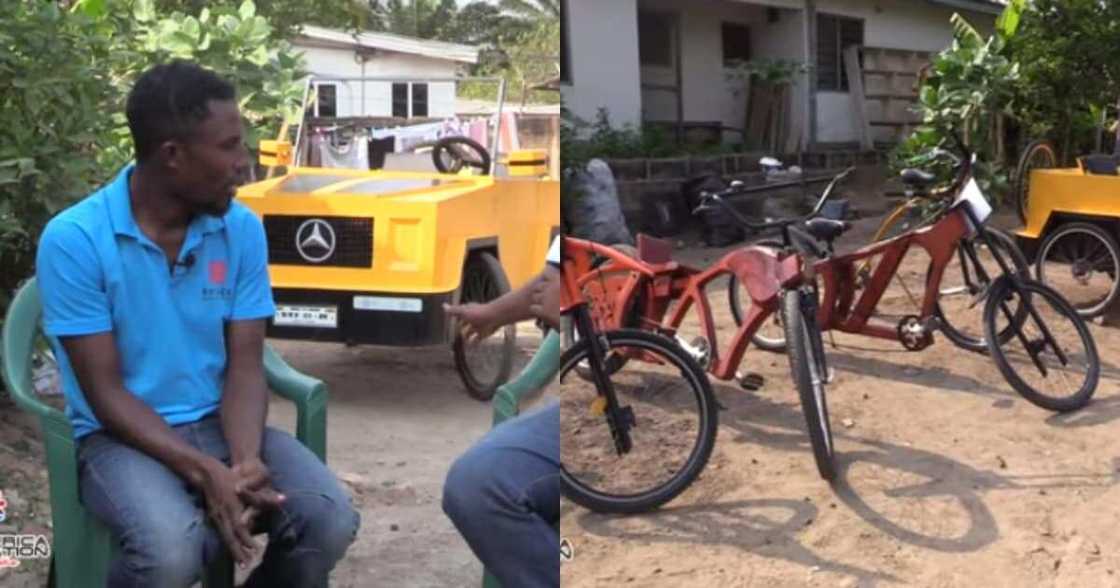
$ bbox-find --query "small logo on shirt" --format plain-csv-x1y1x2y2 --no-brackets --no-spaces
209,260,228,285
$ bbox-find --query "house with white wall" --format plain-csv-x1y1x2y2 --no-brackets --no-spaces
293,25,479,119
560,0,1002,150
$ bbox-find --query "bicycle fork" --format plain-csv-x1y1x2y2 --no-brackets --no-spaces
575,308,635,455
800,285,832,385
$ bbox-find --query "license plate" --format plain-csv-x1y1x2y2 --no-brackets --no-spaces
274,305,338,328
352,295,423,313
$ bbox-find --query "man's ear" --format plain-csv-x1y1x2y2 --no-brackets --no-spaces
157,140,183,172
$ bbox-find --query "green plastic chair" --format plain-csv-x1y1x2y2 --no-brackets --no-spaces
0,278,329,588
481,329,560,588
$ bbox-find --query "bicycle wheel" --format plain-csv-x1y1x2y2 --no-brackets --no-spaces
559,328,718,514
1035,222,1120,319
934,228,1031,352
781,288,836,481
728,238,786,352
1013,140,1058,224
984,277,1099,412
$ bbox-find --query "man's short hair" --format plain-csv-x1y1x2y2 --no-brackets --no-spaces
126,61,236,162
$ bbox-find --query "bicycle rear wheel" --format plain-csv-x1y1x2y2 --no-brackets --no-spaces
559,329,719,513
984,277,1099,412
781,287,836,481
1013,140,1058,224
934,228,1030,352
728,238,787,352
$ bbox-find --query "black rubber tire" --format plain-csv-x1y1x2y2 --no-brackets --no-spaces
432,136,492,174
781,288,836,481
559,329,719,514
983,277,1099,412
1013,140,1058,224
1035,222,1120,319
933,227,1032,353
728,238,787,352
452,252,516,400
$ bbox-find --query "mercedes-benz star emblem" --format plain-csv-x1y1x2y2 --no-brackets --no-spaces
295,219,336,263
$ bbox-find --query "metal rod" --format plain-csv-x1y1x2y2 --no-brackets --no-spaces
492,78,507,175
291,77,313,166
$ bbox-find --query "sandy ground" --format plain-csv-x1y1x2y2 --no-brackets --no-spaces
0,324,547,588
561,187,1120,587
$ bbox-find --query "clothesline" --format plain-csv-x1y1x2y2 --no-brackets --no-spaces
303,113,521,170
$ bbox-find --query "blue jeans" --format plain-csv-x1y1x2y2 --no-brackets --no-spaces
77,415,360,588
443,399,559,588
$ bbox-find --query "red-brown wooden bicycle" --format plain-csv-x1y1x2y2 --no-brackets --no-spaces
564,145,1099,489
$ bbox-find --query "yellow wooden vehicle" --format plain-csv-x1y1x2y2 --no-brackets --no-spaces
1013,142,1120,318
236,137,559,399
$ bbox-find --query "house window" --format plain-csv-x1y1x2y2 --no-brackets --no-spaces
392,83,408,118
560,0,570,82
391,82,429,118
722,23,751,67
816,14,864,92
316,83,337,117
638,12,673,67
411,83,428,117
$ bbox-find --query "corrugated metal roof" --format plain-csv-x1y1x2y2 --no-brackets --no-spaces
295,25,480,64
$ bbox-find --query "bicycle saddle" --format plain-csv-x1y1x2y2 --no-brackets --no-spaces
804,218,851,243
900,168,936,187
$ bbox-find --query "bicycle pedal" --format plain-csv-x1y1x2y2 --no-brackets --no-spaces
738,371,766,391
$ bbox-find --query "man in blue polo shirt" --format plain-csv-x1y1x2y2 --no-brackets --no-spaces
36,61,359,587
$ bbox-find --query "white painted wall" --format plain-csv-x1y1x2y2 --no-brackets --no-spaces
560,0,643,128
813,0,995,143
294,44,464,118
634,0,808,150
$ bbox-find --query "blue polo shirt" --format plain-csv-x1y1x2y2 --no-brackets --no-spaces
36,164,275,439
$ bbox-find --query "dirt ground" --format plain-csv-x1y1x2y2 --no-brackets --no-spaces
561,182,1120,587
0,324,547,588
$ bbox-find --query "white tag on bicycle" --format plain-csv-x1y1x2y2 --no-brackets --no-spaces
954,178,993,235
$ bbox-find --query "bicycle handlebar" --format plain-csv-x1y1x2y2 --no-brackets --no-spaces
692,166,857,232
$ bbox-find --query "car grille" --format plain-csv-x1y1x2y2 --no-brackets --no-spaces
264,215,373,268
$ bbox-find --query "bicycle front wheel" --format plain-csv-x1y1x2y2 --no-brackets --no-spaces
559,329,719,513
984,277,1099,412
781,288,836,481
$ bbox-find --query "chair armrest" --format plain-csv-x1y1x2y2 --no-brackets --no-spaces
263,343,328,462
492,330,560,426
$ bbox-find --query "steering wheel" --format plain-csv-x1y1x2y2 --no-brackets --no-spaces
432,136,491,174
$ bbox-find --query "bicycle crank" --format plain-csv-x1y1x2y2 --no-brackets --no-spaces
897,315,934,351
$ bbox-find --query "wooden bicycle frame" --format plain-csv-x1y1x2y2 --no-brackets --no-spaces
814,206,970,340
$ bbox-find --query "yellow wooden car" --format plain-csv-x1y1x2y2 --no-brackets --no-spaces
1014,147,1120,319
236,138,560,399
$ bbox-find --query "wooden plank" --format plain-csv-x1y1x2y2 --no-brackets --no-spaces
845,45,873,151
